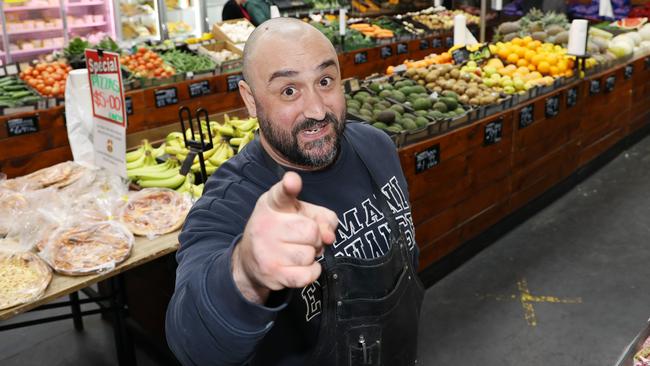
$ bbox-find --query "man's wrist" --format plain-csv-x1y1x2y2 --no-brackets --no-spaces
231,243,270,304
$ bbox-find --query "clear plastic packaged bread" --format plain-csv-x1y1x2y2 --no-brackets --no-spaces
37,221,134,276
118,188,192,239
0,161,91,192
0,250,52,310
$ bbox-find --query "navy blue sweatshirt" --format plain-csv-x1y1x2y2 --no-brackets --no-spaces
166,122,417,366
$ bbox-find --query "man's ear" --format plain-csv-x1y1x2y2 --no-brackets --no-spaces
238,80,257,118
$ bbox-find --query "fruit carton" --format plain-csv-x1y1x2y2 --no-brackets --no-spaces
196,40,243,75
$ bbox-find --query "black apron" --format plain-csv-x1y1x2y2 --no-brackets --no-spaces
261,133,425,366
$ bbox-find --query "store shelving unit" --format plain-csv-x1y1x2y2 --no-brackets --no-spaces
116,0,163,44
160,0,206,41
64,0,116,43
0,0,115,63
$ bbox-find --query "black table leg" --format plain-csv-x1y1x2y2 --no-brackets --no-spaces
110,274,137,366
69,291,84,331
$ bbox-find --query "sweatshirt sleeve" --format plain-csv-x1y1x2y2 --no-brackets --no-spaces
243,0,270,26
165,164,289,366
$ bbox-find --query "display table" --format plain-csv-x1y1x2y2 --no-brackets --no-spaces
0,231,180,366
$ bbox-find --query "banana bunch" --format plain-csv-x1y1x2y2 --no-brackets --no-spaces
126,139,189,190
176,173,204,199
212,115,258,151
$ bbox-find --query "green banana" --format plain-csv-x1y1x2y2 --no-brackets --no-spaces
138,173,187,189
152,142,167,158
176,173,194,194
190,183,204,198
126,146,144,163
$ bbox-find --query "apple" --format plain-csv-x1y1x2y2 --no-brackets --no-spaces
503,85,516,94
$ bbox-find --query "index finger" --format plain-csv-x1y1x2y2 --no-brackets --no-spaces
267,171,302,213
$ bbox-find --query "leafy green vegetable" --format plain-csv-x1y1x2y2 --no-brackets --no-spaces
160,49,217,73
64,38,91,60
95,37,121,54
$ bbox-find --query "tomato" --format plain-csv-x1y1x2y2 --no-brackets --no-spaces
51,85,60,96
52,73,62,81
36,63,46,71
45,77,55,86
145,62,154,69
43,86,52,95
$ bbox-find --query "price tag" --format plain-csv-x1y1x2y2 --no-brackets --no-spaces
415,144,440,173
0,68,5,77
189,80,211,98
47,98,57,108
6,115,39,137
380,46,393,59
451,47,470,65
432,38,442,48
227,74,244,92
5,64,18,75
85,50,126,125
125,96,133,115
625,65,633,79
589,79,601,95
343,78,360,94
605,75,616,93
419,39,429,50
186,71,194,79
518,104,534,129
484,118,503,146
154,87,178,108
37,99,47,110
445,37,453,48
566,87,578,108
397,43,408,55
354,51,368,65
545,95,560,118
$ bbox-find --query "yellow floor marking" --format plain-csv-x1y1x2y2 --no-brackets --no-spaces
478,277,583,327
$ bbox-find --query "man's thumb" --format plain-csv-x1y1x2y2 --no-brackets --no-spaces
268,171,302,212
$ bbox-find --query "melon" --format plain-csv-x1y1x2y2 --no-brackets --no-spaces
625,32,642,46
610,17,648,30
612,34,636,48
609,40,634,58
640,24,650,41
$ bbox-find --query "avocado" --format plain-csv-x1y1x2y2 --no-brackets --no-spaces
433,102,448,113
391,91,406,103
414,110,428,117
361,102,373,111
376,110,397,125
377,101,391,109
441,91,459,100
403,113,415,119
394,81,408,89
379,90,393,99
347,108,359,116
413,97,433,111
366,97,379,105
372,122,389,130
382,84,394,90
439,97,458,111
398,87,412,96
401,119,417,130
368,82,382,93
415,116,429,128
430,110,444,119
359,108,373,117
411,85,427,94
389,104,405,114
454,107,465,115
347,100,361,109
386,125,403,133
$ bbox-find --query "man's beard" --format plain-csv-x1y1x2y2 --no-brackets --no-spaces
257,107,346,169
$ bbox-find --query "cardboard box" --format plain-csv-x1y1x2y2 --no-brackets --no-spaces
197,40,243,74
211,18,254,45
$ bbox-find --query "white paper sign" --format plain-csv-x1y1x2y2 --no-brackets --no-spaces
85,49,127,179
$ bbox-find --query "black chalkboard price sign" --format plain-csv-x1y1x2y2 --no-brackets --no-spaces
125,96,133,115
566,87,578,108
519,104,534,129
7,115,39,137
354,51,368,64
397,43,408,55
380,45,393,59
419,39,429,50
451,47,470,65
445,37,453,48
227,74,244,92
415,144,440,173
484,118,503,146
189,80,211,98
432,38,442,48
625,65,634,79
545,95,560,118
154,87,178,108
605,75,616,93
589,79,601,95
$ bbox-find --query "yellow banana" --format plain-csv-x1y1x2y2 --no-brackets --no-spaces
138,173,187,189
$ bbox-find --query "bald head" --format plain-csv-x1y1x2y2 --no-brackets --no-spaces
242,18,338,90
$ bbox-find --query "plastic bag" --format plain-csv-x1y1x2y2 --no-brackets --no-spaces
65,68,95,166
118,188,192,240
0,188,28,237
37,220,134,276
0,251,52,310
0,161,90,192
65,168,129,222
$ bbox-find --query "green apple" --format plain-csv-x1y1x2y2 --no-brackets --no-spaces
467,61,478,68
484,78,496,87
483,66,497,77
503,85,516,94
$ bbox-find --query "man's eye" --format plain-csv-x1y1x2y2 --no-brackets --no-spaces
282,87,297,97
320,77,333,87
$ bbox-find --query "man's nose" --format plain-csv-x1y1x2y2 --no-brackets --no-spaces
302,88,327,121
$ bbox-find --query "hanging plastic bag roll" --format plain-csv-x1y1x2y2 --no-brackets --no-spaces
454,14,467,46
567,19,589,56
65,68,95,166
599,0,614,18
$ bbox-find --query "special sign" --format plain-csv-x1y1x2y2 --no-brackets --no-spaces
85,50,126,126
85,49,127,179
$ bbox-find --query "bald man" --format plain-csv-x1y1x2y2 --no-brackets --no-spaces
166,18,424,366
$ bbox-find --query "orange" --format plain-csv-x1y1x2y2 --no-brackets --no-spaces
550,66,560,76
546,54,559,66
498,48,510,60
557,60,569,73
537,61,551,74
528,64,537,72
387,66,394,75
524,49,536,62
516,46,527,58
511,37,523,46
531,54,543,66
522,36,533,44
517,59,529,67
565,69,574,77
507,53,520,64
517,66,530,75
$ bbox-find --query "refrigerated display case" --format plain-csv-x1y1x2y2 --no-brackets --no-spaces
116,0,162,44
0,4,6,65
1,0,66,63
64,0,116,43
160,0,206,41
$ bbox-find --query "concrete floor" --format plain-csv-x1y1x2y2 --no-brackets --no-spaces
1,133,650,365
417,132,650,366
